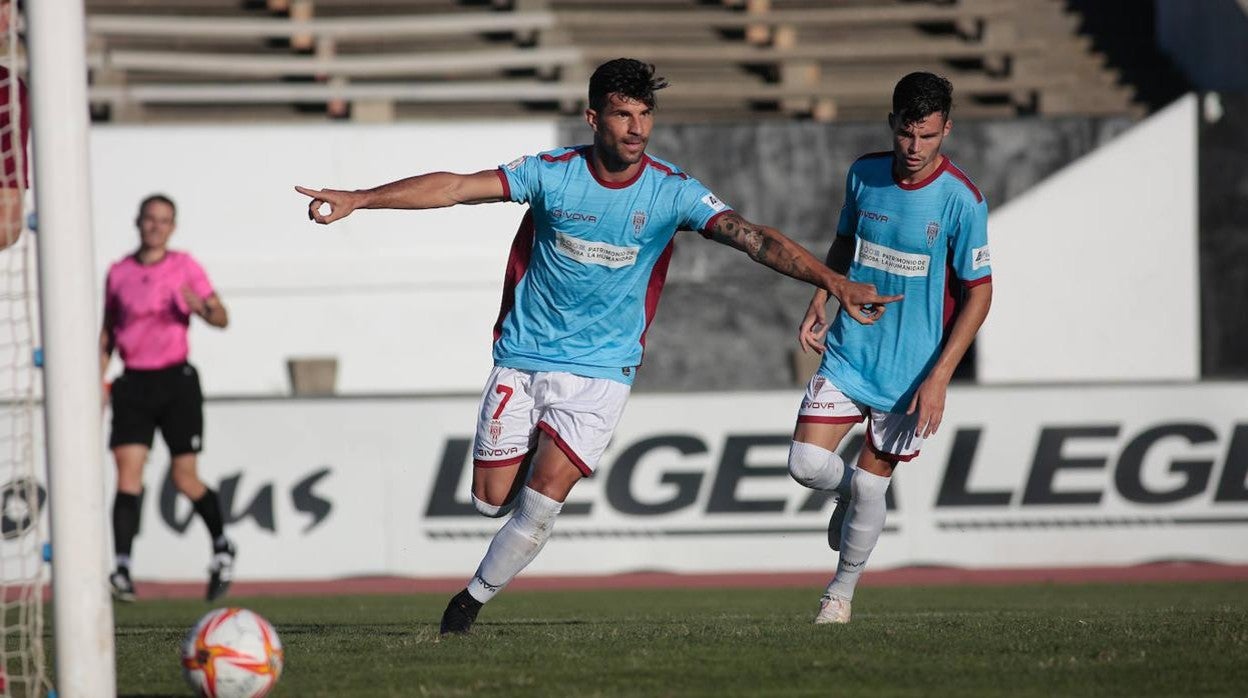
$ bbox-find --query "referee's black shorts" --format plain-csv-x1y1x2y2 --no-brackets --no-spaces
109,362,204,455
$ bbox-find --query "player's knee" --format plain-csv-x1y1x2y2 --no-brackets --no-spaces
471,493,515,519
788,440,832,487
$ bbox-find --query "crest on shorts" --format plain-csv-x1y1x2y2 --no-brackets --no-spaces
488,419,503,445
631,210,647,237
925,221,940,247
812,376,826,395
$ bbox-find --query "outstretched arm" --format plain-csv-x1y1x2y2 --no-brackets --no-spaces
907,281,992,437
708,212,900,324
296,169,507,225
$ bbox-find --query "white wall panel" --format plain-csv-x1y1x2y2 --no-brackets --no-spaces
89,121,558,395
978,95,1200,382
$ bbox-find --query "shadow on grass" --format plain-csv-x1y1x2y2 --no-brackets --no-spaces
475,619,592,628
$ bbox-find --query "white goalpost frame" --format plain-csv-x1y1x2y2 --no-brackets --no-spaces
27,0,117,695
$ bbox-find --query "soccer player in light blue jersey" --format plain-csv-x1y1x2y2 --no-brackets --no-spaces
786,73,993,624
297,59,901,634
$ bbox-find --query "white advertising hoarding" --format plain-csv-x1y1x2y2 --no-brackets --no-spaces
4,382,1241,581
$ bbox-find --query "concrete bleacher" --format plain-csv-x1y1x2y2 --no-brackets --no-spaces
82,0,1143,122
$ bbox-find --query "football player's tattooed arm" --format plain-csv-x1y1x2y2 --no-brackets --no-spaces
709,212,899,324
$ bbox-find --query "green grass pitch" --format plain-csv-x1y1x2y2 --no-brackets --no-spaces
105,582,1246,697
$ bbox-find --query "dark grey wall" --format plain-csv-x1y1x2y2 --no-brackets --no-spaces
1200,93,1248,376
1156,0,1248,91
557,115,1135,391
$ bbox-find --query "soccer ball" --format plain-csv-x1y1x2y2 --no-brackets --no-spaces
181,607,284,698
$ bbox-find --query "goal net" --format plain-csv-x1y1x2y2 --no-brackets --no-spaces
0,0,49,694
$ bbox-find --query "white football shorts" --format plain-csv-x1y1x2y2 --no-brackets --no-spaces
472,366,631,475
795,373,926,462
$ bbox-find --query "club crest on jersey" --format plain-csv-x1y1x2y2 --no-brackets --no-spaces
488,419,503,444
631,210,647,237
925,221,940,247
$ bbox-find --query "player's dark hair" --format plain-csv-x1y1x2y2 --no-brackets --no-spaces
136,193,176,222
891,72,953,125
588,58,668,113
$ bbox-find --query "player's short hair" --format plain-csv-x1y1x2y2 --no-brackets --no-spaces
892,72,953,125
588,58,669,113
137,193,176,222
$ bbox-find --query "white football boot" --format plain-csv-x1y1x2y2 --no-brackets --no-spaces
814,595,852,624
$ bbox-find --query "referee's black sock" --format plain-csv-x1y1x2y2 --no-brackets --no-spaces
192,488,227,549
112,491,141,567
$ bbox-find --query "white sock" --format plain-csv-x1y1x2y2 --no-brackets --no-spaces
787,441,848,493
466,486,562,603
825,468,890,601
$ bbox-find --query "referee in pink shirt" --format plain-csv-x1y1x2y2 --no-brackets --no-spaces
99,194,235,602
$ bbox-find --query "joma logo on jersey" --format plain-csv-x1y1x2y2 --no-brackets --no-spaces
859,210,889,222
551,209,599,223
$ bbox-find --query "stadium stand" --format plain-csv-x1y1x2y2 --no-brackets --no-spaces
83,0,1143,122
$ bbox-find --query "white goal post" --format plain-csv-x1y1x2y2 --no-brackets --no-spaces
27,0,116,695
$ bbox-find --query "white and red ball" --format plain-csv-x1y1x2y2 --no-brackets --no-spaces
180,607,284,698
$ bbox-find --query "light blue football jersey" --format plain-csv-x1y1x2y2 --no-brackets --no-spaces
493,146,732,384
819,153,992,412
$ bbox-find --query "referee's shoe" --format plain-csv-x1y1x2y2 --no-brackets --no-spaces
206,539,237,601
109,567,136,602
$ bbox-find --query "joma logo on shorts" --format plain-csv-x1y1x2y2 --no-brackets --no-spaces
551,209,599,223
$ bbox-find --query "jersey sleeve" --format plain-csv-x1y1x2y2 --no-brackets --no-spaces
949,196,991,285
497,153,543,205
183,255,216,299
676,175,732,238
835,167,859,238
